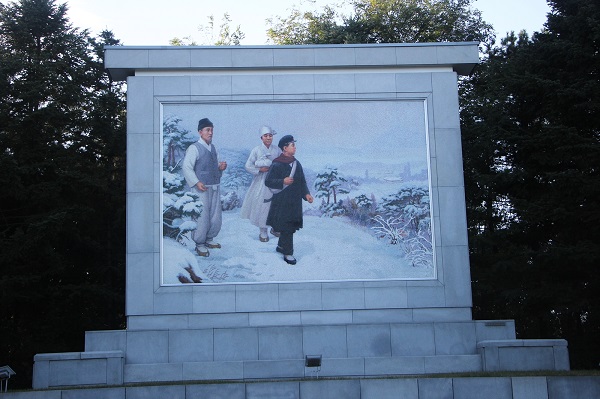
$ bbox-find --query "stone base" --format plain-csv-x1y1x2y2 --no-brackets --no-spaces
478,339,570,372
6,375,600,399
30,318,570,389
32,351,124,389
121,355,482,384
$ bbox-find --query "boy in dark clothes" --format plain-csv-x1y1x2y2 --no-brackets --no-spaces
265,135,314,265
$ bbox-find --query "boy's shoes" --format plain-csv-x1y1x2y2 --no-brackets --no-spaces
284,255,297,265
259,234,269,242
275,246,296,264
205,240,221,249
270,228,281,237
195,245,209,257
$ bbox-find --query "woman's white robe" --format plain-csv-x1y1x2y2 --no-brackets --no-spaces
240,144,281,228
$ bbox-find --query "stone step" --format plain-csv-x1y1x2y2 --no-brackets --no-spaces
8,374,600,399
123,355,482,384
85,320,518,365
33,320,568,390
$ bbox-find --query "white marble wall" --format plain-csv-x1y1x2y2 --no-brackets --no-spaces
103,43,479,324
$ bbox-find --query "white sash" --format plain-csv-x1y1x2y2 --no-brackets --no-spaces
269,161,297,195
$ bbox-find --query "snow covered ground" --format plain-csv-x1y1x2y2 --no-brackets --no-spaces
162,209,435,285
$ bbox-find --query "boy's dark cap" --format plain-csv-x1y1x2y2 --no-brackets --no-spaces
278,135,296,150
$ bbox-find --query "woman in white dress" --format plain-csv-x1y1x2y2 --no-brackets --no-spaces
240,125,282,242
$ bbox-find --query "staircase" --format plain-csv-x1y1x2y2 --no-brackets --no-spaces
32,315,568,389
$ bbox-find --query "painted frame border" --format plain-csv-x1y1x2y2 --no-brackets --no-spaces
159,97,437,285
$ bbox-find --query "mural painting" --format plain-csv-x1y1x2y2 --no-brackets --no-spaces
161,100,435,284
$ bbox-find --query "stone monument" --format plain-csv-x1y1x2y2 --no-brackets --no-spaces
23,43,584,399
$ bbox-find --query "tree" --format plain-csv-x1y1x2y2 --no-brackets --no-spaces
460,0,600,369
346,193,377,225
267,0,494,46
171,13,245,46
163,115,195,169
169,36,198,46
314,166,351,217
378,185,430,234
0,0,126,388
314,166,350,205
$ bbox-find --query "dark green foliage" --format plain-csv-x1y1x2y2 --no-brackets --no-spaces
267,0,494,45
461,0,600,369
0,0,126,388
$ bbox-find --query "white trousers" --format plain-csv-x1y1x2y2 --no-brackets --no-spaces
191,185,222,245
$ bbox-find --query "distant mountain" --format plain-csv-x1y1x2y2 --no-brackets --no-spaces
341,161,404,180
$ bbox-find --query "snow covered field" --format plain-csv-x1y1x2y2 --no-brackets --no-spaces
162,209,435,285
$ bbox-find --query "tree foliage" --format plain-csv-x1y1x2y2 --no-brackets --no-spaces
0,0,126,388
461,0,600,369
170,13,245,46
267,0,494,45
378,185,430,234
314,166,350,205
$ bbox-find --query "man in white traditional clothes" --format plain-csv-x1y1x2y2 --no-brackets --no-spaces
182,118,227,257
240,125,282,242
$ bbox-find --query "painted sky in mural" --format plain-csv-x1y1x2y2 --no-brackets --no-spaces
161,100,435,284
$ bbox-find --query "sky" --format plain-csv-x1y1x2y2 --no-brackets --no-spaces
165,100,427,169
20,0,551,46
